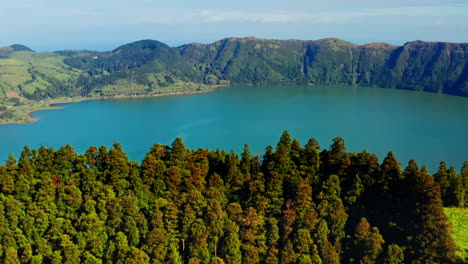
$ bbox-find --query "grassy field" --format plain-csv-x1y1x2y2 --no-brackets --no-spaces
0,50,81,97
445,207,468,262
94,76,215,97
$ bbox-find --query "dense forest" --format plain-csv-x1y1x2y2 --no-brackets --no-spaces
62,38,468,97
1,37,467,102
0,132,466,263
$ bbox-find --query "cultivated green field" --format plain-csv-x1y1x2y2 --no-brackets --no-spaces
95,79,215,97
445,207,468,262
0,48,81,97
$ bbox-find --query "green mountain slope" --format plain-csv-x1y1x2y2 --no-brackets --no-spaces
178,37,308,84
179,37,467,95
0,37,467,103
61,40,204,96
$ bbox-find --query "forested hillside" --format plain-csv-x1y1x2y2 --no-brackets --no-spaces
0,37,467,104
0,132,466,263
178,38,467,95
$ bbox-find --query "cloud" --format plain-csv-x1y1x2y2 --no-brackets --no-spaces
1,1,466,29
197,10,309,23
134,4,468,25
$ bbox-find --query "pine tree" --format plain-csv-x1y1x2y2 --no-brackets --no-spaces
345,150,379,206
53,145,77,177
294,178,319,230
187,219,210,263
221,220,242,264
104,142,130,195
226,152,244,201
281,200,297,239
300,138,320,187
76,207,108,258
294,228,316,262
290,139,302,166
352,218,385,264
240,144,251,176
462,161,468,208
434,162,450,204
264,217,280,264
273,131,294,175
317,175,348,251
403,160,457,263
60,234,81,264
383,244,404,264
280,240,298,264
314,219,339,264
140,143,167,195
378,152,401,192
145,200,169,262
168,137,187,168
446,166,464,207
320,137,350,177
18,146,34,181
240,207,266,264
205,174,227,257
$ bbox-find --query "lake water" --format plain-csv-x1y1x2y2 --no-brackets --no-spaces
0,85,467,172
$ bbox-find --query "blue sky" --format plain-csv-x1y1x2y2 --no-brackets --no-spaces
1,0,467,51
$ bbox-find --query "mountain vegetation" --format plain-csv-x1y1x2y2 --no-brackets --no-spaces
0,132,466,263
0,37,466,102
0,37,466,123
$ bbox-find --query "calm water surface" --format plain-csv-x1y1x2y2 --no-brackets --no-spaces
1,85,467,172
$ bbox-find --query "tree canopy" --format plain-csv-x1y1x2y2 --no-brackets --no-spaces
0,133,465,263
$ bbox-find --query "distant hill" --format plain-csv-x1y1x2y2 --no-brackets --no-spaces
10,44,34,52
0,37,467,100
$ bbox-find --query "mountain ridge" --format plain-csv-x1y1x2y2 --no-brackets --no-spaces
0,37,467,101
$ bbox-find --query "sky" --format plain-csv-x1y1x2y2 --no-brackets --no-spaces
0,0,467,51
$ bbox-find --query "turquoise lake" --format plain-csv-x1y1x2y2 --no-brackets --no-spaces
0,85,467,172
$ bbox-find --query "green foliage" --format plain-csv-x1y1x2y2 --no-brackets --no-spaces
179,38,468,96
445,208,468,262
0,134,464,263
352,218,385,264
383,244,404,264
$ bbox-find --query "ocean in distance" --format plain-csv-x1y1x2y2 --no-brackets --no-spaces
0,85,467,172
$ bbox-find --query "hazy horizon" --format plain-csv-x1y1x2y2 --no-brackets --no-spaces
1,0,467,52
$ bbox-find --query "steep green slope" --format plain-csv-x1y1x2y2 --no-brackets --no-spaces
179,37,307,84
380,41,468,95
179,38,467,96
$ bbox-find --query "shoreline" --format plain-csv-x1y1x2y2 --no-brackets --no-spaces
0,87,220,125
